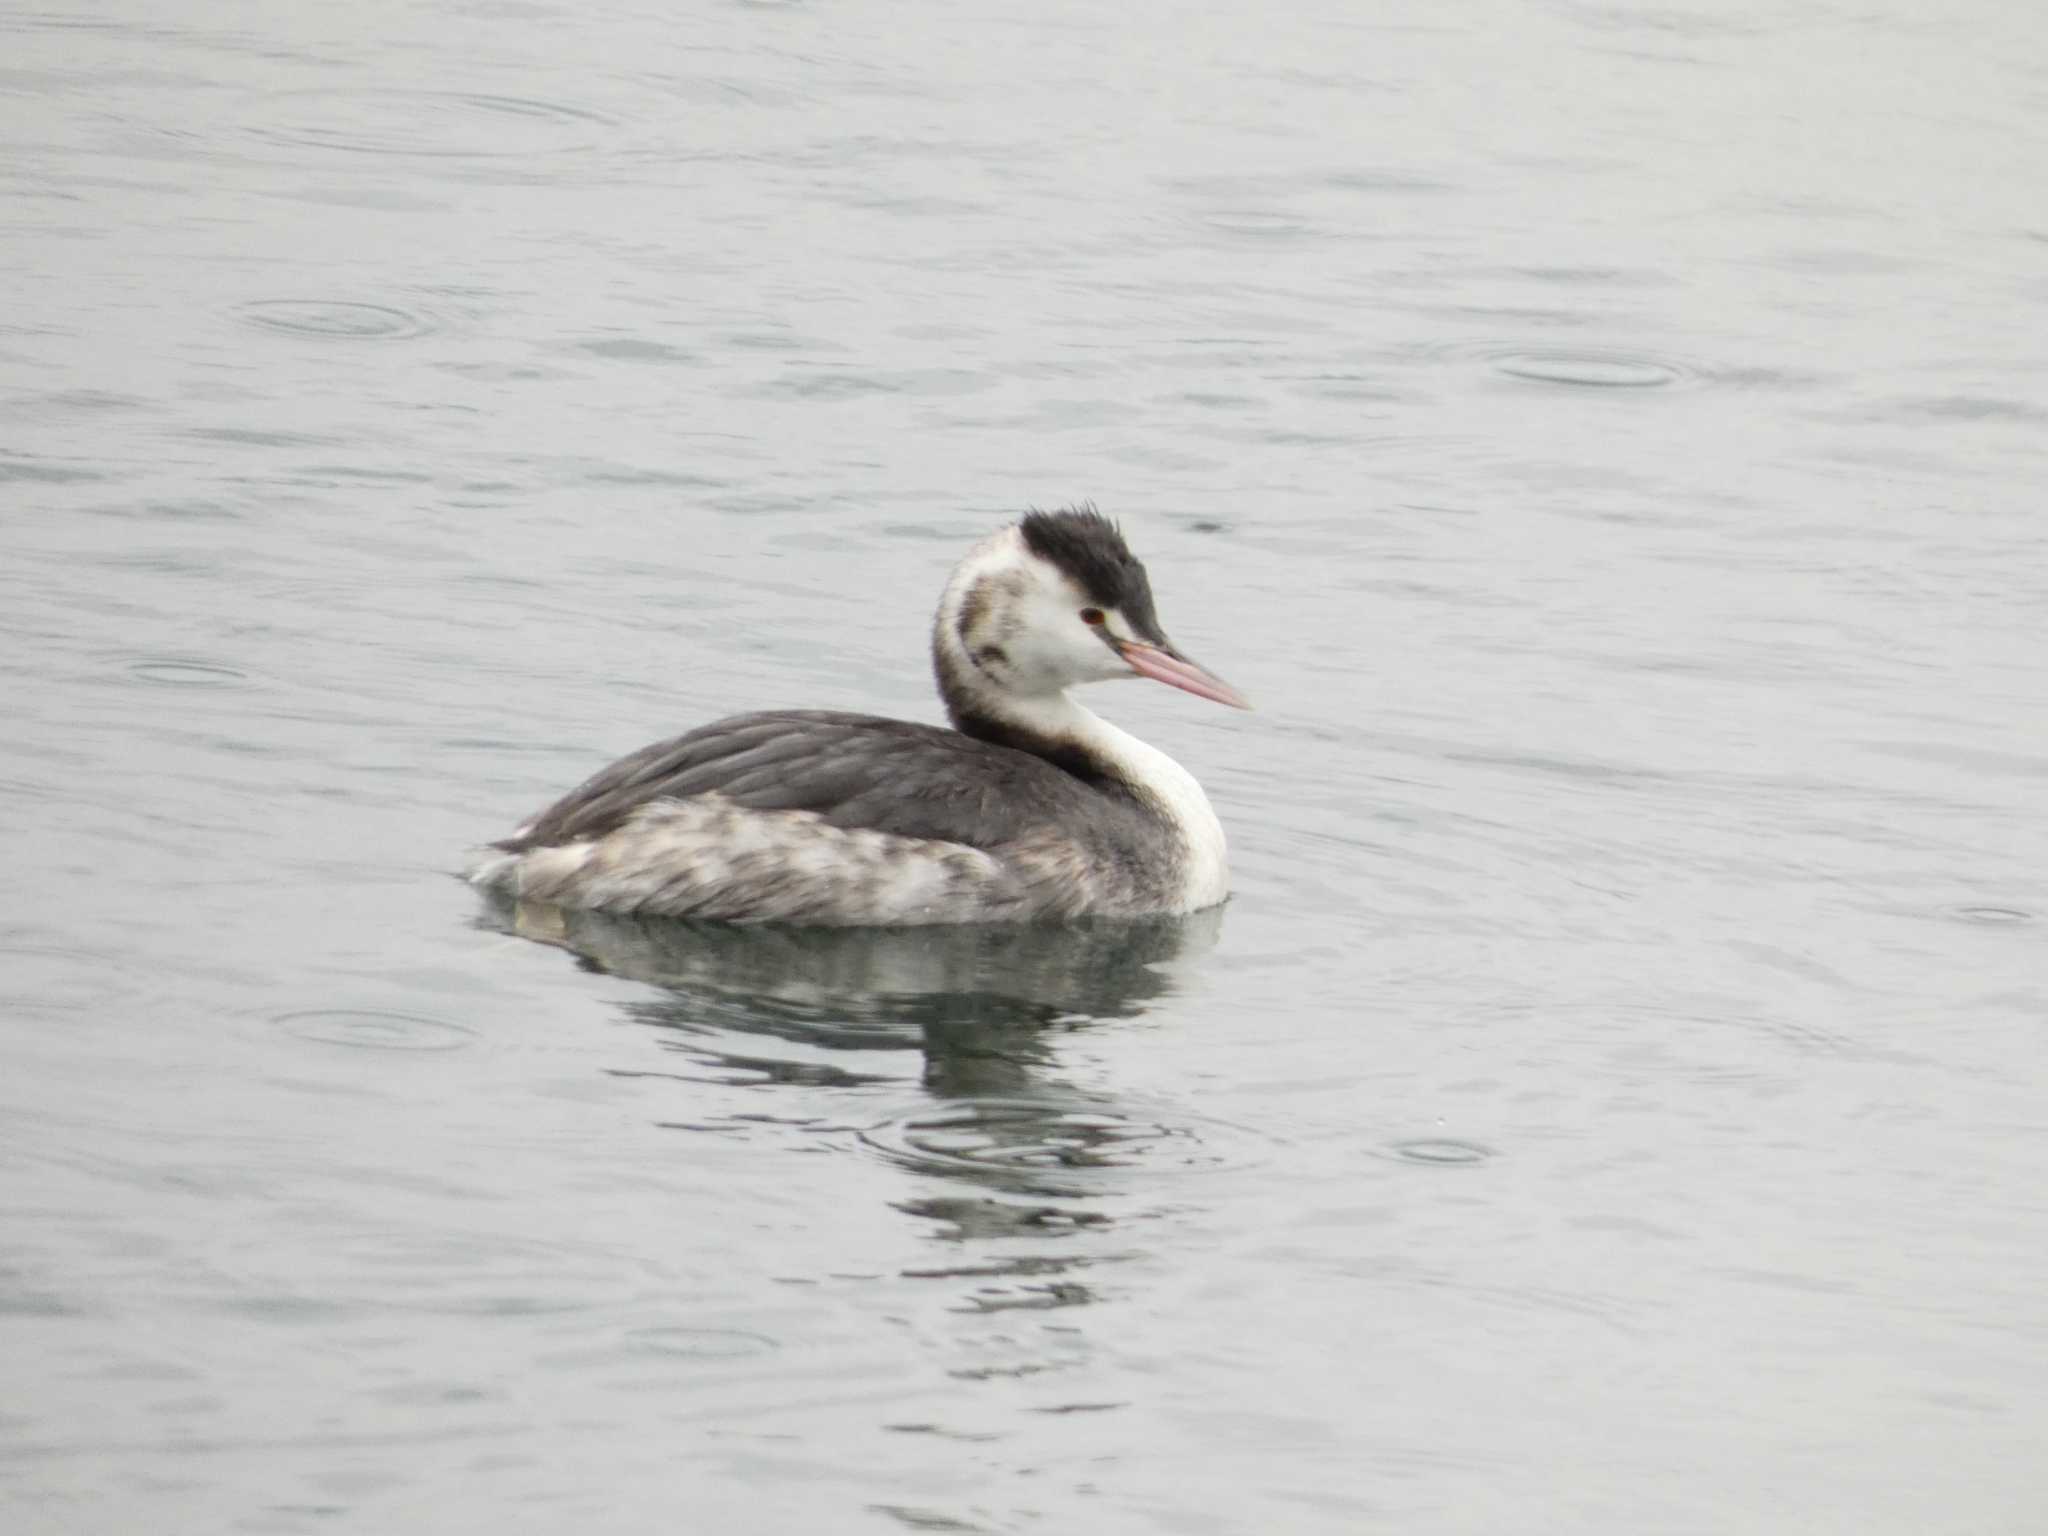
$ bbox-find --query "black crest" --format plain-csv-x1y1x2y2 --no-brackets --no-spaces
1018,505,1168,645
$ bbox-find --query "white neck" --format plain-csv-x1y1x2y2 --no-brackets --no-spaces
971,687,1232,913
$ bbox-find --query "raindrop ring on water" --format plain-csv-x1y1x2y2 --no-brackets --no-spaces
860,1097,1270,1183
626,1326,778,1360
1423,342,1712,391
1493,351,1685,388
274,1010,477,1052
1382,1138,1495,1167
233,300,434,341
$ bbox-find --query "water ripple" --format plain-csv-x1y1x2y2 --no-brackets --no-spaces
1503,346,1707,389
246,89,615,160
1382,1138,1495,1167
624,1326,778,1360
233,299,435,341
0,457,104,483
860,1097,1270,1189
1952,905,2032,926
273,1010,477,1053
1426,341,1713,390
226,1228,654,1316
0,941,143,1017
1199,210,1311,239
124,657,252,688
576,337,696,364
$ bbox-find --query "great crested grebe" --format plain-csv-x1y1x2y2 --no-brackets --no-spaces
468,507,1248,926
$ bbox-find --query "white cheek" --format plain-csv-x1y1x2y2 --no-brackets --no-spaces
1003,577,1139,690
1080,632,1134,682
1010,593,1084,677
1057,617,1129,682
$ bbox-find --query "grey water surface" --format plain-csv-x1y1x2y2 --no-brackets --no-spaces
4,1,2046,1531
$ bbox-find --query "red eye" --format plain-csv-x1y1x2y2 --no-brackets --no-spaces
1080,607,1105,626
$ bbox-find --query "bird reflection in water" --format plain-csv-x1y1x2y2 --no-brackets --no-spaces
477,897,1230,1318
478,894,1222,1103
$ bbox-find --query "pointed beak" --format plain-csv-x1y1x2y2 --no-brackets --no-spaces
1116,640,1252,709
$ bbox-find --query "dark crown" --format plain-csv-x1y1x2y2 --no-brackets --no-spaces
1017,506,1167,644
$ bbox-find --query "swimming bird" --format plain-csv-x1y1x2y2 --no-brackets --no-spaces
468,507,1247,926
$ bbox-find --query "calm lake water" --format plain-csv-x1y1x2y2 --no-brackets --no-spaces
4,1,2045,1530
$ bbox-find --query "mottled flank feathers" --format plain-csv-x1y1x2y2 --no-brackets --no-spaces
474,796,1020,925
469,710,1191,924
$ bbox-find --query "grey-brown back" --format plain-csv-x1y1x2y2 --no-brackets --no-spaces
498,710,1173,896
